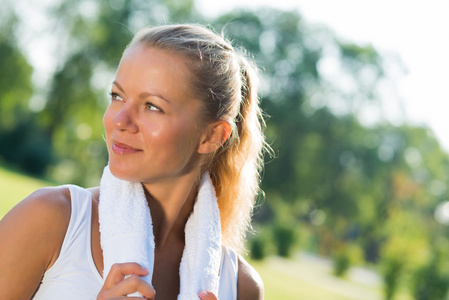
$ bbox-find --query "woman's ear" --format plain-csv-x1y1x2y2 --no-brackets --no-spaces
197,120,232,154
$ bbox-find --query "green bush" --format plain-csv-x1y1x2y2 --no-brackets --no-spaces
250,234,266,260
0,118,53,175
333,252,351,277
272,222,296,258
382,258,403,300
412,258,449,300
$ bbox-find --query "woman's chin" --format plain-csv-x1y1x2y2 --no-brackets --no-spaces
108,161,142,182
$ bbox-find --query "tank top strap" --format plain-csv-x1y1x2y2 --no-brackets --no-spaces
57,185,93,256
218,246,238,300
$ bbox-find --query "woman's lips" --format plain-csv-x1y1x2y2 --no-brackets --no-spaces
111,141,142,155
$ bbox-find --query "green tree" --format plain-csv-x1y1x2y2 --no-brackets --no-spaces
0,2,53,175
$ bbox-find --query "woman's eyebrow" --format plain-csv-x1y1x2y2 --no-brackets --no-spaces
139,92,171,104
112,81,171,103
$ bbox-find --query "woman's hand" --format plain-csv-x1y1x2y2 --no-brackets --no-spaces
198,291,219,300
97,263,156,300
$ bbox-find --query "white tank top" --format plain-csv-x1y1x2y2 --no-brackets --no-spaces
32,185,238,300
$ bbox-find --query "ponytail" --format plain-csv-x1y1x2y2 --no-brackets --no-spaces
209,55,267,252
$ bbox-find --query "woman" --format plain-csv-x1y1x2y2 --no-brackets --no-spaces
0,24,267,299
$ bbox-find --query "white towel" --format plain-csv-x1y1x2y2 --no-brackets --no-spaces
99,165,222,299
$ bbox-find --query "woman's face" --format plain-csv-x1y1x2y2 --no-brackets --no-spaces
103,44,204,183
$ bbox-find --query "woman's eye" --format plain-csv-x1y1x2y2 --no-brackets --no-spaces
109,92,123,102
146,102,162,112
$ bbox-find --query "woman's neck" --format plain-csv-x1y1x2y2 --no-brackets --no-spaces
142,172,200,249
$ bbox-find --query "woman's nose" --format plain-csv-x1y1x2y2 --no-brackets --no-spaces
112,104,139,133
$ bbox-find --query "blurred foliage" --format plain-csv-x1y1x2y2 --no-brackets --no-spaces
272,221,297,258
411,254,449,300
248,232,267,261
2,1,449,298
333,250,351,277
0,3,53,175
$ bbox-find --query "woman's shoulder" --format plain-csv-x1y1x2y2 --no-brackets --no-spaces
22,185,101,226
1,186,73,250
8,185,72,224
237,255,264,300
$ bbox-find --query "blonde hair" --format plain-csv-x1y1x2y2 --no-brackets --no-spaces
129,24,268,253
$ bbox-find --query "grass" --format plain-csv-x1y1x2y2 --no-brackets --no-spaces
252,259,353,300
251,254,383,300
252,254,414,300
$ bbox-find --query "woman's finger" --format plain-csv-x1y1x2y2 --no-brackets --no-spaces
198,291,219,300
104,274,156,299
102,262,149,290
